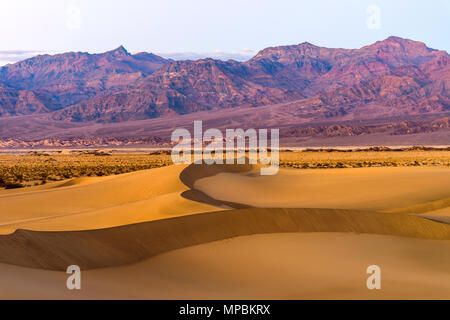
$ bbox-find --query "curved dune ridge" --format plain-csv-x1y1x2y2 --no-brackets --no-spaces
0,162,449,271
190,163,450,213
0,208,449,271
1,232,450,299
0,164,219,234
1,161,450,234
180,160,255,208
0,161,450,298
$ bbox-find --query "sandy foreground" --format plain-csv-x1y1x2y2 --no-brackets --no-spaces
0,163,449,299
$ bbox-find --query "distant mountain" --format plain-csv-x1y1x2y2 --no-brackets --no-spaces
245,36,446,93
0,37,448,125
0,46,171,113
51,58,302,122
0,83,55,116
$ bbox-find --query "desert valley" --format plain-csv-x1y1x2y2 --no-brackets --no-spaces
0,34,449,300
0,148,449,299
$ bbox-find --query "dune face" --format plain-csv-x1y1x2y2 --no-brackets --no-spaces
1,232,449,300
0,161,449,299
0,164,218,233
192,165,450,212
0,208,449,271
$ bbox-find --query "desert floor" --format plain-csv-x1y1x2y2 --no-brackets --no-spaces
0,161,449,299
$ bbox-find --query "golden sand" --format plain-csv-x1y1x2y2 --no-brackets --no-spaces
0,162,449,299
0,233,449,299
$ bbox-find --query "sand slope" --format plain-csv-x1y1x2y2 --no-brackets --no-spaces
0,208,449,270
0,164,218,233
2,163,449,233
192,165,450,213
1,232,449,299
0,162,450,299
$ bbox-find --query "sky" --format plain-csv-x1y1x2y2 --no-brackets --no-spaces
0,0,449,65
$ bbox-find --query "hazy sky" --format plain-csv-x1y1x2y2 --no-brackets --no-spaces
0,0,449,65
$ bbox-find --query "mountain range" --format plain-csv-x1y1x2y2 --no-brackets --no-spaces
0,36,449,147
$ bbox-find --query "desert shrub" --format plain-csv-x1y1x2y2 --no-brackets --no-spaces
5,182,24,189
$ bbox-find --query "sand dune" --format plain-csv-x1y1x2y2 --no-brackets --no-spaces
0,161,449,299
1,232,449,299
2,163,449,234
82,232,450,300
0,208,448,270
191,165,450,213
419,214,450,224
0,164,218,233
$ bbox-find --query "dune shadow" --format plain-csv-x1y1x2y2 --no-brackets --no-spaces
0,208,449,271
179,160,255,209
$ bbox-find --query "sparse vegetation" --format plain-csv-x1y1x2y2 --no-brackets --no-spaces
279,148,450,169
0,147,449,189
0,151,172,188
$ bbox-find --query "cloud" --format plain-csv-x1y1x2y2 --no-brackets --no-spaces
156,49,256,62
0,50,45,66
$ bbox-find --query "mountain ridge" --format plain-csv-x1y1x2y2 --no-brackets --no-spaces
0,37,448,135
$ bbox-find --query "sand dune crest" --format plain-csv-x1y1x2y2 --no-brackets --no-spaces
0,208,449,271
